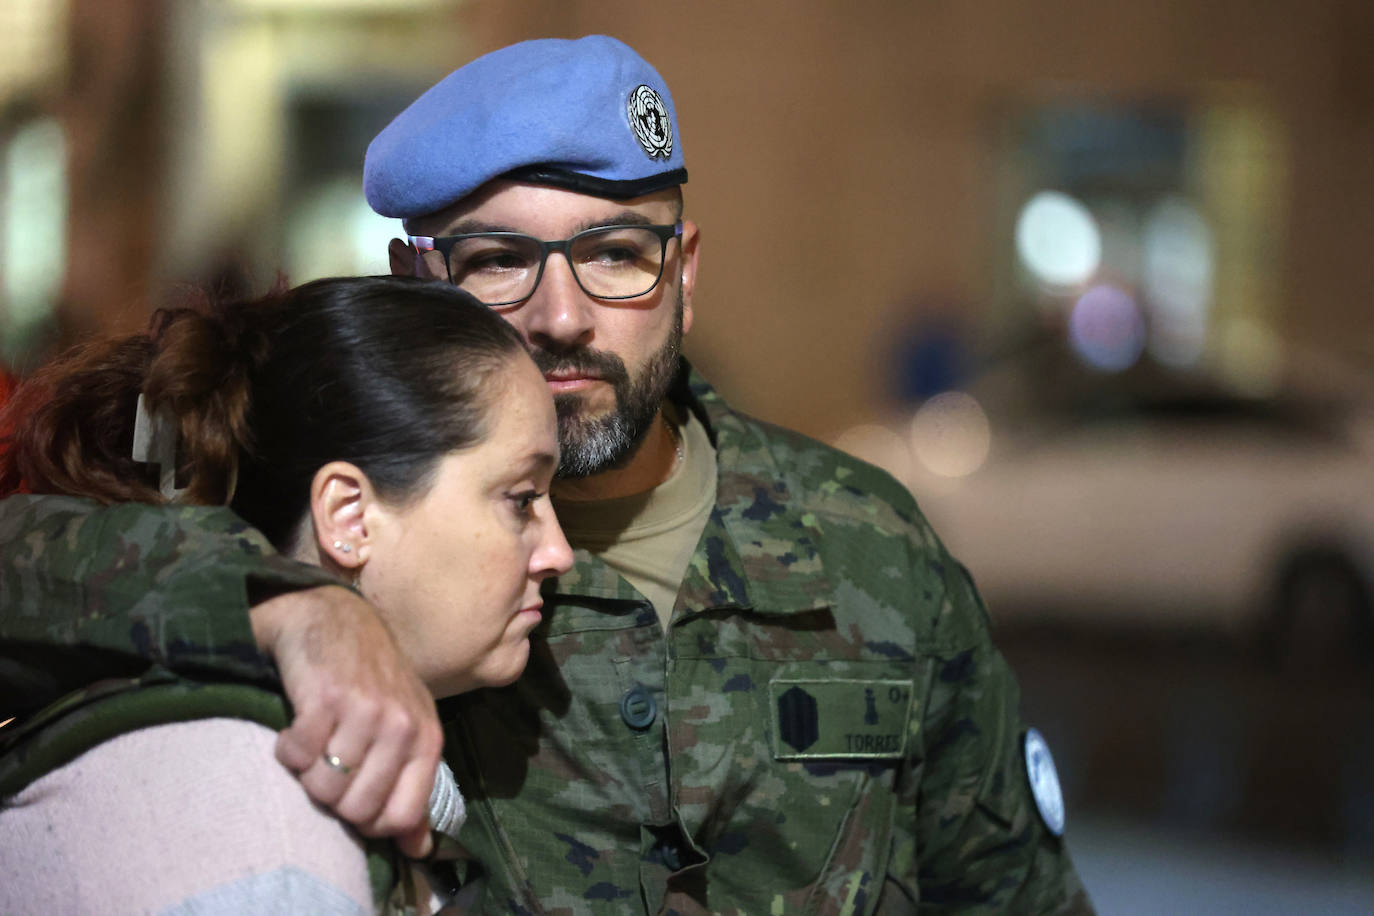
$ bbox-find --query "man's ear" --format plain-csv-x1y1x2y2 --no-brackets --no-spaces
389,238,418,277
678,218,700,337
309,461,381,572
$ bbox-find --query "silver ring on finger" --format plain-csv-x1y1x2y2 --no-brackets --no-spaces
322,752,353,775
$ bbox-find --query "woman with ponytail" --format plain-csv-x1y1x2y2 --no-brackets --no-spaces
0,275,572,914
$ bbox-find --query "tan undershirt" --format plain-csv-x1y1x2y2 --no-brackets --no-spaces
553,403,717,629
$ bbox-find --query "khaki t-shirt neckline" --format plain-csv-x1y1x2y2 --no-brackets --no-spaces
553,402,717,628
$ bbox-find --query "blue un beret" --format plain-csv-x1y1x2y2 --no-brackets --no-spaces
364,35,687,221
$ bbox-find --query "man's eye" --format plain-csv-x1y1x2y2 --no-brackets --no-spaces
462,250,531,273
585,244,638,265
577,230,656,269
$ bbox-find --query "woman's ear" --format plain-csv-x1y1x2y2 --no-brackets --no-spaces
309,461,380,574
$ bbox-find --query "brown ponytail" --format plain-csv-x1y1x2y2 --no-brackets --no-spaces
0,292,276,506
1,335,155,502
141,294,280,504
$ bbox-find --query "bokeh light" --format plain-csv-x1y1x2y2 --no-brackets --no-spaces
1015,190,1102,289
909,391,991,478
1142,197,1214,367
1068,283,1146,371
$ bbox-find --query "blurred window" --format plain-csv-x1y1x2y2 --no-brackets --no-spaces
281,91,426,281
1,117,66,366
992,99,1286,393
0,0,69,372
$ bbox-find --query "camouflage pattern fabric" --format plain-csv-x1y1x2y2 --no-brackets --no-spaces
0,496,344,717
0,367,1092,914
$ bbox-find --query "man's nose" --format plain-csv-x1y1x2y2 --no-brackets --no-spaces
517,252,595,353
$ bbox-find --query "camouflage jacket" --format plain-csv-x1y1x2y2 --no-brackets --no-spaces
0,368,1090,915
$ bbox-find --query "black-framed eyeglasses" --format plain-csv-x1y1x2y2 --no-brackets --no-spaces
409,222,683,307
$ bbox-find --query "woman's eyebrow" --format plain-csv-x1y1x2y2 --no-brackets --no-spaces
511,449,559,476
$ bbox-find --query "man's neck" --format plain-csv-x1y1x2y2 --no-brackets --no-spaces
552,407,680,503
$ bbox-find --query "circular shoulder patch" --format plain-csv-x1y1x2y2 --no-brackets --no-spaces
1023,727,1066,837
627,84,673,160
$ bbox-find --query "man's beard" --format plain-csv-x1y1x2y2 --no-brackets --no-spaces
530,300,683,480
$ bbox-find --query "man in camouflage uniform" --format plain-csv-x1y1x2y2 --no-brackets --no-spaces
1,36,1090,913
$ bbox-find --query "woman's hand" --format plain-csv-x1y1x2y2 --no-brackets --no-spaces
250,585,443,858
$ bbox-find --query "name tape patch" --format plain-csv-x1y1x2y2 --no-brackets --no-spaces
770,678,914,760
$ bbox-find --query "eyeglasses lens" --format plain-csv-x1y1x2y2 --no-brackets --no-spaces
446,236,541,306
567,227,665,299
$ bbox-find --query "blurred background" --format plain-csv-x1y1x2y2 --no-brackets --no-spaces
1,1,1371,910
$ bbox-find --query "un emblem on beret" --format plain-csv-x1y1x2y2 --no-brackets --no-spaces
627,84,673,160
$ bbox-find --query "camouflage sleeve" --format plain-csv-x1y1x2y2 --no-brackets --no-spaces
909,544,1094,914
0,494,344,715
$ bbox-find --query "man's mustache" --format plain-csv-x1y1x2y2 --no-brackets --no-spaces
530,347,629,387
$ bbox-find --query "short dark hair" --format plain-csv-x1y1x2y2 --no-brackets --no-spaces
1,276,527,549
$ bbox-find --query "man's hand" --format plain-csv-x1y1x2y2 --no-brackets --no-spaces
250,586,443,858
